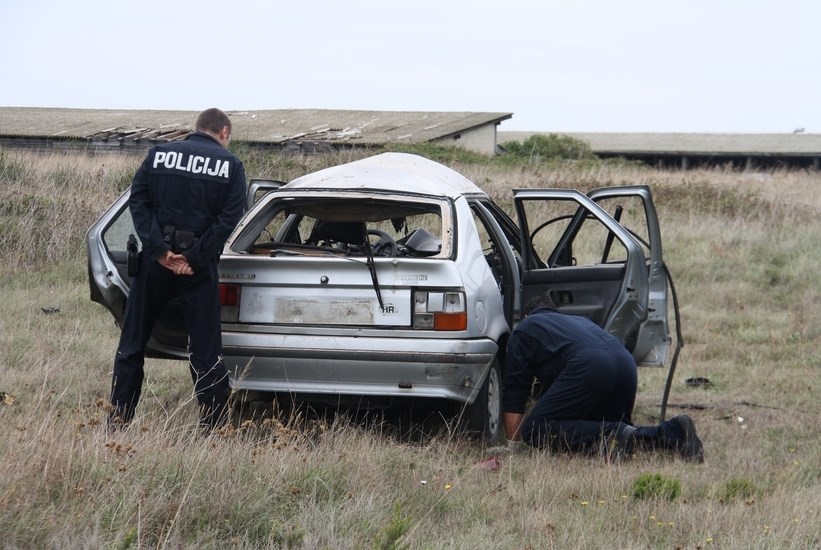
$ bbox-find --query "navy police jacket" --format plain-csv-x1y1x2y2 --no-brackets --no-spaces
501,307,636,414
129,131,246,272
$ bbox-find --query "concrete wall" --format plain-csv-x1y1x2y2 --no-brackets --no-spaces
432,124,498,155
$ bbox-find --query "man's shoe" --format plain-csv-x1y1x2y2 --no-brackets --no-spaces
668,415,704,463
614,425,637,461
603,425,636,462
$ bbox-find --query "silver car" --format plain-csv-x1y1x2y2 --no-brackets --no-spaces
87,152,675,440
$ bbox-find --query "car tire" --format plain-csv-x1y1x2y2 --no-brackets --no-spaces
461,358,502,443
228,390,269,421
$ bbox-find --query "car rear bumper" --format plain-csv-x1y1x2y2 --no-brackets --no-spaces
222,331,498,404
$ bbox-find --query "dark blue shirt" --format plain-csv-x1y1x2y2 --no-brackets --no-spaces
502,308,635,414
129,132,246,271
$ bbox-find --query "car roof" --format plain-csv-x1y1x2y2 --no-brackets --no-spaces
283,152,488,199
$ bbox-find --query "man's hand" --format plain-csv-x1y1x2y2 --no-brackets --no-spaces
487,439,525,456
157,250,194,275
503,411,525,442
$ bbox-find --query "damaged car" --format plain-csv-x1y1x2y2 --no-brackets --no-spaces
87,152,676,441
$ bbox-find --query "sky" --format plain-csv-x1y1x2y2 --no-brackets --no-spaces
1,0,819,133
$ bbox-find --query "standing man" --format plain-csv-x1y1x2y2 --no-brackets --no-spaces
501,293,704,462
109,108,246,432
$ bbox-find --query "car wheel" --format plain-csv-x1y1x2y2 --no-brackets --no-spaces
462,358,502,442
228,390,269,421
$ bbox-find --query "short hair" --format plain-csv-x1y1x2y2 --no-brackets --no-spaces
196,108,232,135
523,292,557,316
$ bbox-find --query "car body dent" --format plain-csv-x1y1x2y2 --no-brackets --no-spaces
283,152,485,198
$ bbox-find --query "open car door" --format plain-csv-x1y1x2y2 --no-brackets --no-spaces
86,179,280,358
514,186,679,420
86,189,189,359
587,185,681,420
513,188,653,360
586,185,671,368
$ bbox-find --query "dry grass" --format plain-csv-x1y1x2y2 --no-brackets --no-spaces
0,147,819,549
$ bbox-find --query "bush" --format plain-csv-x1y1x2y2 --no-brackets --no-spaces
719,478,758,503
501,134,596,162
631,473,682,500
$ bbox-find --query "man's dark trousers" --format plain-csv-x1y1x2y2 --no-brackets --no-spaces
521,345,638,451
110,252,228,427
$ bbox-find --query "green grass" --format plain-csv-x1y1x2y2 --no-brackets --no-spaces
631,473,681,500
0,146,819,548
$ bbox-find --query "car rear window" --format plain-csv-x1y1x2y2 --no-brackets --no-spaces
230,196,451,258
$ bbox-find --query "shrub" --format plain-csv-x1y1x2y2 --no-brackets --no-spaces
374,502,411,550
719,478,758,503
501,134,596,162
631,473,681,500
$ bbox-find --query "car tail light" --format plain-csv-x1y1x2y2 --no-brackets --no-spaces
413,290,467,331
220,283,240,322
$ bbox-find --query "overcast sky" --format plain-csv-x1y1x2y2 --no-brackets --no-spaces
1,0,819,133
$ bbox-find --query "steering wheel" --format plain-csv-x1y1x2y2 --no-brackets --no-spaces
368,229,397,257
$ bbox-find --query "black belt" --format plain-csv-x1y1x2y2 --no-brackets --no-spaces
163,226,199,253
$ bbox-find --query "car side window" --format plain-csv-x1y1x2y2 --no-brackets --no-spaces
470,208,496,256
243,210,316,252
593,195,652,261
470,205,515,289
519,198,628,268
102,207,137,255
253,209,289,246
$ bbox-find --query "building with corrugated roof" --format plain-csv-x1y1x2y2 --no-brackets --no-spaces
0,107,512,155
499,131,821,170
2,107,819,169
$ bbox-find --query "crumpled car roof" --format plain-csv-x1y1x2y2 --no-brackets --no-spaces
283,152,487,199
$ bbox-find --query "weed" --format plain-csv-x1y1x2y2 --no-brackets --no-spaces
374,503,411,550
0,150,30,183
631,473,682,500
501,133,596,162
116,527,137,550
270,518,305,548
718,478,758,503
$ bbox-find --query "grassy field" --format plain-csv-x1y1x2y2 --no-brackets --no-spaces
0,146,819,549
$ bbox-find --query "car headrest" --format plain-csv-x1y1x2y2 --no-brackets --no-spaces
312,221,367,245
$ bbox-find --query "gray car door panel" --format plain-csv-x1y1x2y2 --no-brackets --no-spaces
87,188,212,358
513,189,650,351
587,186,671,367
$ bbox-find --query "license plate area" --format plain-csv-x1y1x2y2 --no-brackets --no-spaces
239,288,411,326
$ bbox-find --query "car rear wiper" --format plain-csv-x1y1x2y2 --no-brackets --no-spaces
362,230,385,310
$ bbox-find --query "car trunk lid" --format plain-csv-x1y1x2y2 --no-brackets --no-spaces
219,255,463,329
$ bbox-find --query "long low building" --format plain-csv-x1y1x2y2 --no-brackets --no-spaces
0,107,512,155
1,107,819,169
499,131,821,170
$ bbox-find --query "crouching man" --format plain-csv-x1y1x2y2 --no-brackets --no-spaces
501,293,703,462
